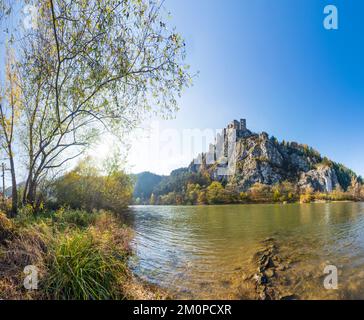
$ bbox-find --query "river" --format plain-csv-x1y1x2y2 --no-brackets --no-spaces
128,202,364,299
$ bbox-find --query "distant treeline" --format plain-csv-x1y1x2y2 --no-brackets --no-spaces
132,170,364,206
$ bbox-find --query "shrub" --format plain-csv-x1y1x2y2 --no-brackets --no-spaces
248,183,272,203
0,212,15,244
53,159,133,213
206,182,227,204
0,199,12,215
197,190,207,205
54,208,97,228
239,192,249,203
300,193,314,203
44,231,127,300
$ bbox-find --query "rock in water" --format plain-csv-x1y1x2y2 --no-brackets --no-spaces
249,238,299,300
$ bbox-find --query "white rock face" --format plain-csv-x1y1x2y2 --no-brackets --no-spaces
298,166,339,192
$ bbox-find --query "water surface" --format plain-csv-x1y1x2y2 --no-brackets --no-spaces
129,203,364,299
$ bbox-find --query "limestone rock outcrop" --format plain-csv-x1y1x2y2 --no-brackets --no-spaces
189,119,353,192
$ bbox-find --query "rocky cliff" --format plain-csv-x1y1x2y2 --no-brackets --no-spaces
189,123,356,193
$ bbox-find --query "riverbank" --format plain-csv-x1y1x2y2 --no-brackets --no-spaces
0,209,166,300
138,198,359,207
139,181,364,206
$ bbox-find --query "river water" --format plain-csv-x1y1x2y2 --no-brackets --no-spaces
129,203,364,299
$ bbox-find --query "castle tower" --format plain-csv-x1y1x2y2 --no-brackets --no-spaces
240,119,246,131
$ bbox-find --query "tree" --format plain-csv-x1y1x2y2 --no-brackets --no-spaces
16,0,191,209
54,157,132,211
272,187,281,202
300,187,314,203
175,193,183,205
149,193,156,205
0,47,22,216
185,183,200,205
239,192,249,203
272,181,296,203
360,185,364,201
248,183,272,203
197,190,207,205
348,177,361,200
206,181,226,204
101,170,133,211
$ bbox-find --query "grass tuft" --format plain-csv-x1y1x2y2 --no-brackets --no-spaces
53,207,98,228
45,231,127,300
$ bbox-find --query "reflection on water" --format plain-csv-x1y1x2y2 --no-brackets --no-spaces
129,202,364,299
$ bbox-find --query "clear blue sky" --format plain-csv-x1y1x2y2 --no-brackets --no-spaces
1,1,364,177
146,0,364,176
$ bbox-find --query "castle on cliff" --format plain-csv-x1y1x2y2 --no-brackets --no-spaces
205,119,252,162
225,119,249,138
191,118,254,171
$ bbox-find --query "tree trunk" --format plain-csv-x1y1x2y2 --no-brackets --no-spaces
22,173,30,205
8,151,17,217
26,178,37,209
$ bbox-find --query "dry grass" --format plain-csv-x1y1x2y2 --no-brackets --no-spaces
0,214,48,300
0,208,166,300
